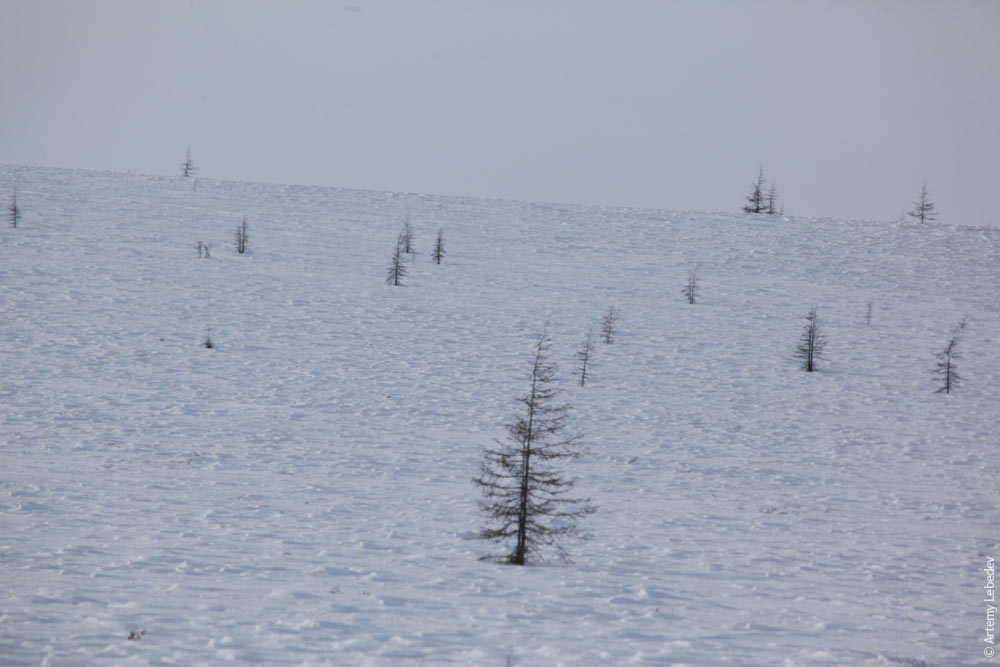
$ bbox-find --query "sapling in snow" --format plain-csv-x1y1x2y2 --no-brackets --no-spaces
385,237,407,286
933,318,967,394
9,187,20,228
907,182,937,224
400,218,415,257
181,146,197,178
576,327,594,387
474,322,595,565
235,217,248,254
743,167,767,214
682,269,699,305
794,304,825,372
600,306,618,344
431,228,445,264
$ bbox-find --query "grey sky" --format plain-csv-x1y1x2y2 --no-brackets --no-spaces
2,0,997,224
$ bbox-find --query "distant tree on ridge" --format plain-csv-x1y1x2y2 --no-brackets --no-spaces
907,182,936,224
743,167,767,214
181,147,197,178
766,180,779,215
8,187,19,228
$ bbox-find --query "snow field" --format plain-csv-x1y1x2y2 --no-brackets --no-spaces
1,165,998,665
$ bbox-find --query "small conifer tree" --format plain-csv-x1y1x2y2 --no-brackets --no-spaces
600,306,618,344
682,269,699,305
794,304,825,372
743,167,767,214
234,217,248,254
386,238,407,286
907,182,937,224
474,323,595,565
8,187,20,228
181,147,197,178
431,228,445,264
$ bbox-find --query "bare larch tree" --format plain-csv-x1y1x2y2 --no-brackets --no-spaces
934,334,961,394
600,306,618,344
474,323,595,565
234,216,248,254
400,218,415,257
181,147,196,178
743,167,767,214
576,327,594,387
8,187,19,228
431,228,445,264
385,237,407,286
794,304,825,372
934,320,966,394
907,182,937,224
682,269,699,305
766,180,779,215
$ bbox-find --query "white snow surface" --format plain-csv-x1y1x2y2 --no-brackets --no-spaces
1,165,998,666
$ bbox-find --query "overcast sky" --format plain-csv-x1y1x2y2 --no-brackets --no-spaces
2,0,997,224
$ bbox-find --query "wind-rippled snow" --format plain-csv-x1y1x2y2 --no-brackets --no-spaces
1,165,997,665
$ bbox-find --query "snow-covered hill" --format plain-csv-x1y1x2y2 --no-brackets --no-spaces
1,165,997,666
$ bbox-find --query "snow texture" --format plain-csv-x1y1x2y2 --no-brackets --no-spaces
1,165,998,665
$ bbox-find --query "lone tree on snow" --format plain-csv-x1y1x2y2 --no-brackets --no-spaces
933,318,966,394
794,304,825,372
743,167,767,214
682,269,699,305
576,327,595,387
8,187,20,228
907,182,937,224
600,306,618,344
234,216,248,254
474,322,595,565
934,333,961,394
400,218,415,256
181,147,197,178
431,228,445,264
385,237,408,286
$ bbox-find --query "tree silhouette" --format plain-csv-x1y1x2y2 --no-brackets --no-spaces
743,167,767,214
576,327,594,387
474,323,595,565
431,228,445,264
181,147,197,178
766,180,779,215
8,187,20,228
385,237,407,286
794,304,825,372
600,306,618,344
907,182,937,224
682,269,699,305
234,216,248,254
